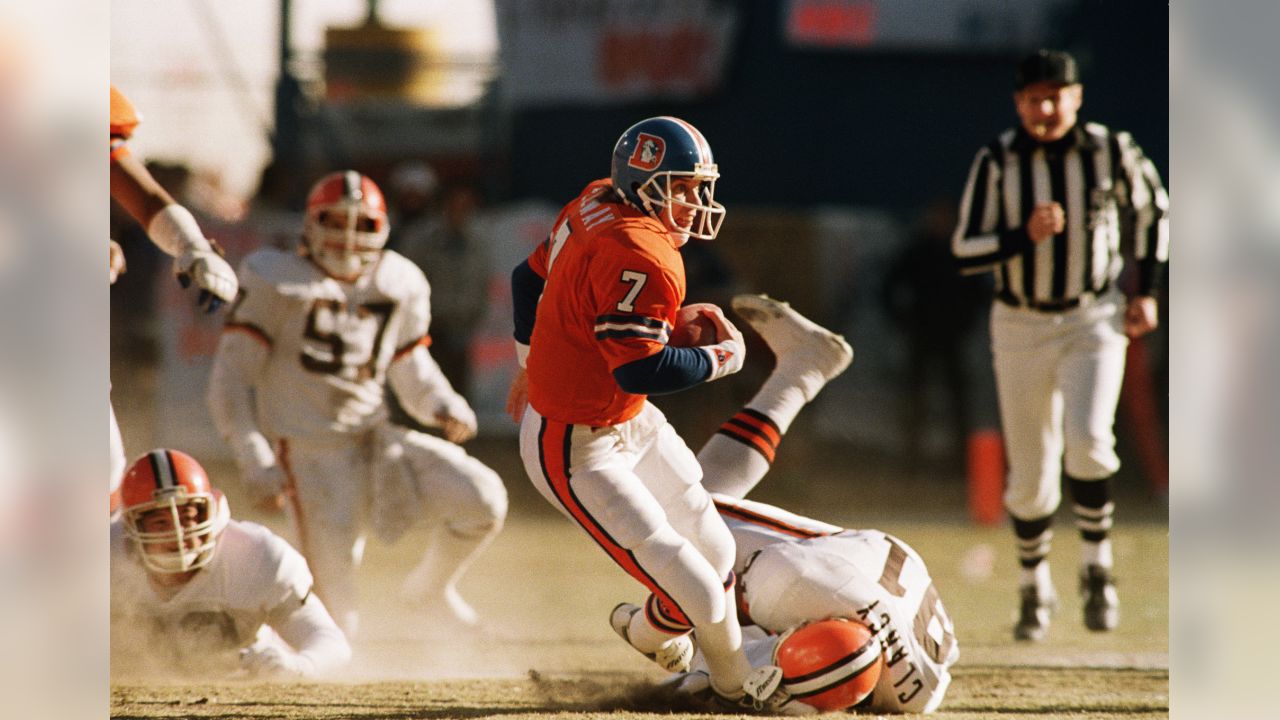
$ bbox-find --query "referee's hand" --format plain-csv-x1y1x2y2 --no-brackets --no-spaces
1027,202,1065,243
1124,296,1159,338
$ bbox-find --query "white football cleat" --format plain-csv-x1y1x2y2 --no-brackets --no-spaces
731,294,853,400
671,667,812,716
610,603,693,673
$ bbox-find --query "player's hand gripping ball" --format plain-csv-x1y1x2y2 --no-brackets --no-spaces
774,617,883,711
668,303,723,347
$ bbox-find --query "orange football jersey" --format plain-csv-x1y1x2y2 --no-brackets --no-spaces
526,179,686,426
109,85,140,162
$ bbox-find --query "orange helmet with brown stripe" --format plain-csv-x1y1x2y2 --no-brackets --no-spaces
120,449,229,575
303,170,391,281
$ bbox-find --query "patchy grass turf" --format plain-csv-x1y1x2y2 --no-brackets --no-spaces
112,510,1167,718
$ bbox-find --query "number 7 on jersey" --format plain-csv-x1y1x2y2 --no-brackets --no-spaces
616,270,649,312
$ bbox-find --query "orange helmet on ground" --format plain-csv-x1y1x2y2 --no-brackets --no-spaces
774,617,883,711
120,449,229,575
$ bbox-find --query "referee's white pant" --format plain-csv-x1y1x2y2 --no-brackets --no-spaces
991,289,1129,520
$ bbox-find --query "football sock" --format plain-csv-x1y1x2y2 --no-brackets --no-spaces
1067,475,1115,569
1012,514,1054,593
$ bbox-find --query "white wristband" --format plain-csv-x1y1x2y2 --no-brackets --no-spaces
146,204,210,257
515,341,531,369
701,339,744,382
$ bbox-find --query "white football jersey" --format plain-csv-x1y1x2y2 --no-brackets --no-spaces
110,518,314,675
226,248,432,439
712,495,843,573
717,497,958,715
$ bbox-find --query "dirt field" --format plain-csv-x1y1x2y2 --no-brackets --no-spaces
112,460,1169,720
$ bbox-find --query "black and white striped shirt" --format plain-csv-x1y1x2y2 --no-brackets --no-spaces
952,122,1169,309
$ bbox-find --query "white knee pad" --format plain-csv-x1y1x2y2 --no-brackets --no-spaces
630,524,730,627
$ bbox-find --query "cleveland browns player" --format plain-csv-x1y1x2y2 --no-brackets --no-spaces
206,170,507,639
111,449,350,678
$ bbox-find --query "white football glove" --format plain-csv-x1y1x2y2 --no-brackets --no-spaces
239,644,311,678
699,307,746,382
176,247,239,313
232,433,288,509
436,395,478,444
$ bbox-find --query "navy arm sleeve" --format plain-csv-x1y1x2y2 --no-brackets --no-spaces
613,346,712,395
511,259,545,344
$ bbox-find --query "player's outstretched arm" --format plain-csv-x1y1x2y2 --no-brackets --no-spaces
387,345,477,443
249,592,352,678
110,153,238,312
207,332,287,511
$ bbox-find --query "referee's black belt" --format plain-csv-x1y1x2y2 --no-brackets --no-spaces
997,294,1083,313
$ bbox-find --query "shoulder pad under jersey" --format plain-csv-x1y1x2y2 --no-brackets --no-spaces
241,247,323,289
371,249,430,301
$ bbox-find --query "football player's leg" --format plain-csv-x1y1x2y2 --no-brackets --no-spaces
282,441,364,638
395,428,508,626
635,419,755,698
700,295,853,499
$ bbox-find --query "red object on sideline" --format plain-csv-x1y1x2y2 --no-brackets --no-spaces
967,429,1005,526
1121,338,1169,495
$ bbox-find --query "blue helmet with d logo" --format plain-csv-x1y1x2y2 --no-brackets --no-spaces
610,116,725,240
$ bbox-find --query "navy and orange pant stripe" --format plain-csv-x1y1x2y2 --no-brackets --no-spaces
716,409,782,462
537,417,730,632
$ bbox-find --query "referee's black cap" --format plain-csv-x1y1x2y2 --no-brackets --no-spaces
1014,49,1079,90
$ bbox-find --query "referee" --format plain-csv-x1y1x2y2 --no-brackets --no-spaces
951,49,1168,641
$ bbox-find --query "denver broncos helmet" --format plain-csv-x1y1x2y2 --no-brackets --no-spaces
610,116,725,241
120,449,230,575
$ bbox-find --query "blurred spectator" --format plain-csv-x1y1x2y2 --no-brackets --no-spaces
388,180,489,393
882,198,987,467
387,160,439,230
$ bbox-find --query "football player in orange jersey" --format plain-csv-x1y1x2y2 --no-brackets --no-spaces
109,84,238,312
506,117,798,710
109,85,240,496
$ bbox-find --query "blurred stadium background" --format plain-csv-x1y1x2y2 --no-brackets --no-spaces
110,0,1169,496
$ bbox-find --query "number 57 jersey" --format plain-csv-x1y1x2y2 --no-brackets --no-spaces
718,496,959,714
224,247,432,439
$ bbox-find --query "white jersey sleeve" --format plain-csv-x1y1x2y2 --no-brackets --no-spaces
741,529,958,714
383,252,471,427
208,254,278,469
